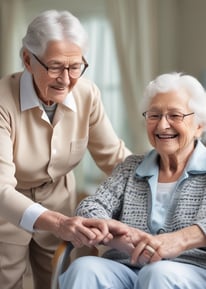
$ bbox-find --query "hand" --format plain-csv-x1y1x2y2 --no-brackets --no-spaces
131,230,186,266
105,234,135,254
34,210,112,248
125,227,161,265
148,225,206,261
130,225,206,266
58,216,113,248
105,219,132,237
102,220,136,254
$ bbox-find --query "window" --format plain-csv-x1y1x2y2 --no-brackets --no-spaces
74,16,130,194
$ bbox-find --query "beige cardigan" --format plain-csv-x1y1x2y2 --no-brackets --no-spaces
0,72,130,245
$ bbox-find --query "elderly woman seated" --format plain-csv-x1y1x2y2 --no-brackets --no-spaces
59,72,206,289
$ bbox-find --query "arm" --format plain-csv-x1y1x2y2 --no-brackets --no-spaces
76,158,131,219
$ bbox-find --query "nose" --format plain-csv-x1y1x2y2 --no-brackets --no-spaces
57,69,70,85
157,115,171,128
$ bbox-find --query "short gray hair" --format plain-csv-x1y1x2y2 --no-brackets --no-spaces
141,72,206,129
20,10,88,58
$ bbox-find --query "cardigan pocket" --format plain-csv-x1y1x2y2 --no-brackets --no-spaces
68,137,88,168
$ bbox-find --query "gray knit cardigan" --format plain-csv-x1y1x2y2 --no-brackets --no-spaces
76,141,206,269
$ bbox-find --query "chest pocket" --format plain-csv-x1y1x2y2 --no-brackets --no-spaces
68,137,88,169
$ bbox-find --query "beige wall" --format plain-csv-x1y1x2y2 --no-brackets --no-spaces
179,0,206,82
158,0,206,84
1,0,206,81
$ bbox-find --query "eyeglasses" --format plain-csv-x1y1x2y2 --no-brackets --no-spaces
142,111,195,123
32,53,88,79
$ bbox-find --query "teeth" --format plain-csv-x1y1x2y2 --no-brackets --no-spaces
157,134,177,139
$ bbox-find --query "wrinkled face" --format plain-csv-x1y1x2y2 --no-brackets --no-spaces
145,89,203,158
23,40,83,104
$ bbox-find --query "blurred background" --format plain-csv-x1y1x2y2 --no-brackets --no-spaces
1,0,206,194
1,0,206,287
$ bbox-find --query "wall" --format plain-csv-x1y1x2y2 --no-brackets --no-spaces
179,0,206,83
158,0,206,84
1,0,206,81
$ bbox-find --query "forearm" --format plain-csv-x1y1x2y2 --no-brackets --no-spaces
179,225,206,250
151,224,206,261
34,210,66,236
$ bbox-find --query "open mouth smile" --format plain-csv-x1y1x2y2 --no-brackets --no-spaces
156,134,178,139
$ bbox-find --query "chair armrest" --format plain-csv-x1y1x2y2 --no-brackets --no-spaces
51,241,101,289
51,241,74,289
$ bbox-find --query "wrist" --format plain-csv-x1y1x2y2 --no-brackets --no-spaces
180,225,206,250
34,210,66,236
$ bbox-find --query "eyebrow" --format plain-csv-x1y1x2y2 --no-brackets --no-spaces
148,106,185,111
47,60,82,65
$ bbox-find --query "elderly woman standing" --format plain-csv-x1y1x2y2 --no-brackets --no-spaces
0,9,131,289
59,72,206,289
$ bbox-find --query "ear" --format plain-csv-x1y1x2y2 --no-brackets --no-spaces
195,124,204,139
23,49,32,72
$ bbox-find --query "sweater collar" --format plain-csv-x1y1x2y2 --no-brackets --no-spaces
135,140,206,178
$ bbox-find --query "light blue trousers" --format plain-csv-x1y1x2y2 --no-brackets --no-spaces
59,256,206,289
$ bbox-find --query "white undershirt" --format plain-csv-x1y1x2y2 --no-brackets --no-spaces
151,181,177,232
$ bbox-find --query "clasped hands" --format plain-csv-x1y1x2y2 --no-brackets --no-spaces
35,210,194,265
104,219,161,267
60,216,163,267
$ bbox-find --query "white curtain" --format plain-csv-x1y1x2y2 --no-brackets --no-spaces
105,0,159,153
75,16,130,193
0,0,25,77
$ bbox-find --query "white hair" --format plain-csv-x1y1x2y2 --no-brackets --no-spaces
20,10,88,58
141,72,206,129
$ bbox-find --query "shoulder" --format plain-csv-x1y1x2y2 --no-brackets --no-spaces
0,72,22,88
0,72,22,111
72,77,104,113
73,77,100,95
113,154,145,174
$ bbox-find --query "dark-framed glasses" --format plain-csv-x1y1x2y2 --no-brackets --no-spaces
142,111,195,123
32,53,88,79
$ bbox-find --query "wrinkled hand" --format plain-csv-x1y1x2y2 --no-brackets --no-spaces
34,211,113,248
102,220,135,254
127,227,162,265
129,226,205,266
58,216,113,248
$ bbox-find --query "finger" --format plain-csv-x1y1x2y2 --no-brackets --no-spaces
131,242,157,265
136,246,155,266
100,233,114,245
107,220,130,235
88,228,112,245
150,250,162,263
145,245,156,257
130,241,147,264
76,225,97,241
83,219,109,236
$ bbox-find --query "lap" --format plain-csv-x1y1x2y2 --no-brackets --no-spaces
59,256,137,289
138,260,206,289
59,257,206,289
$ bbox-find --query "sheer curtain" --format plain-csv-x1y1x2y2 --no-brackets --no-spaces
105,0,159,153
0,0,25,77
74,16,131,194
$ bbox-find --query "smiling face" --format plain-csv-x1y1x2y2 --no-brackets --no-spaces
23,40,83,104
145,89,203,159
